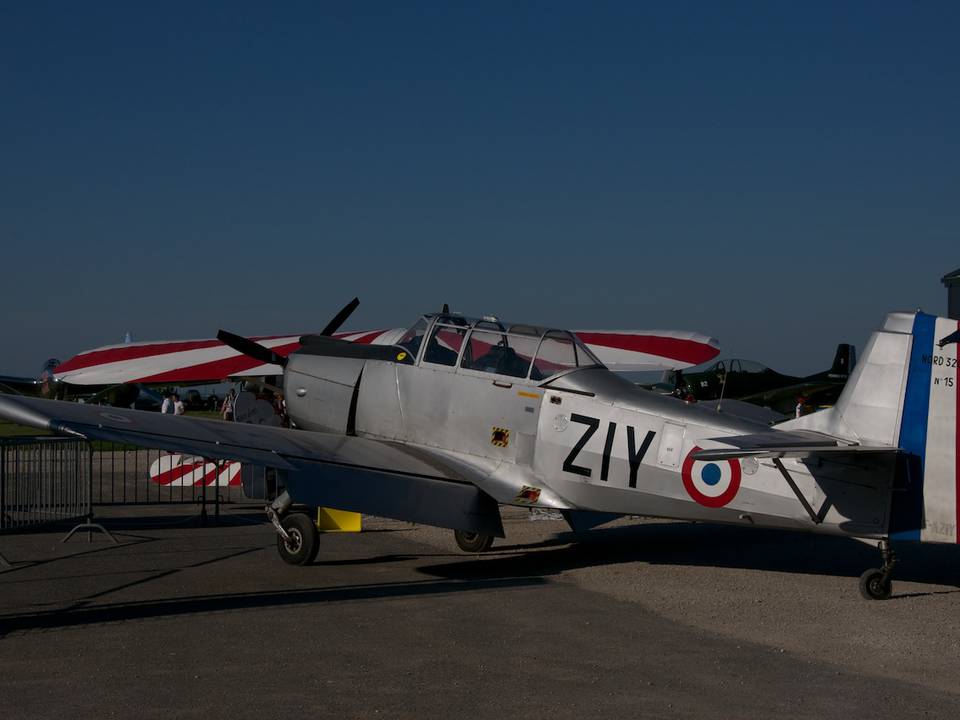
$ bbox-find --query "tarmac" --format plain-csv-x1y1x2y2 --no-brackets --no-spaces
2,506,960,719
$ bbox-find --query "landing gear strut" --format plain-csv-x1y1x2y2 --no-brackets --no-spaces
859,538,896,600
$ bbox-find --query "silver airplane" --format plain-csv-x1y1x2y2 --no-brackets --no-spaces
1,303,958,600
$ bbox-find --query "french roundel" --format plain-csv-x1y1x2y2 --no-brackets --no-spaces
681,445,741,508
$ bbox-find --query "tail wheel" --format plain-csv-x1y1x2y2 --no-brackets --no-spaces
859,568,892,600
277,512,320,566
859,539,897,600
454,529,494,553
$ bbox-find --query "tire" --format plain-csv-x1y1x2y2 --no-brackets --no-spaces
277,512,320,566
859,568,892,600
454,529,494,553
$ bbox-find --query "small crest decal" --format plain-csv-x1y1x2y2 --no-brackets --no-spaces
513,486,541,504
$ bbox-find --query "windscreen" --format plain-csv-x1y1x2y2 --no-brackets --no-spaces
423,323,468,366
396,318,428,360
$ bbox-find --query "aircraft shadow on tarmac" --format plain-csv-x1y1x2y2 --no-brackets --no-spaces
419,521,960,595
0,575,546,636
4,521,959,635
0,511,269,537
91,511,268,531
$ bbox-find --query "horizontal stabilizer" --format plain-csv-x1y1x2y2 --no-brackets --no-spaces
693,429,897,461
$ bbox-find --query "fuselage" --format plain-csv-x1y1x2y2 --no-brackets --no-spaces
283,313,894,540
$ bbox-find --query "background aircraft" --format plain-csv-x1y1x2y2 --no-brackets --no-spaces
659,344,856,415
1,299,956,601
4,322,719,419
47,310,721,389
0,359,61,398
0,336,165,410
2,309,721,420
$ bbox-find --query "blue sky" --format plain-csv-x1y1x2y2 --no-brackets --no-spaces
1,2,957,376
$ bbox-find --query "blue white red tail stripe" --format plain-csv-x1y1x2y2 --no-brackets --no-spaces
890,314,934,540
891,313,960,543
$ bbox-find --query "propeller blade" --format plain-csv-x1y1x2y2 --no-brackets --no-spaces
217,330,288,368
318,297,360,337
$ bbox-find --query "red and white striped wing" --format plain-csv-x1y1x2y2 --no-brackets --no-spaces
575,330,720,371
54,327,717,385
54,329,403,386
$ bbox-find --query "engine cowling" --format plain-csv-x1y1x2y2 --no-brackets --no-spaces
283,354,365,433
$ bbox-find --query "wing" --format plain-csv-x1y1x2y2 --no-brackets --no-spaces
0,395,504,537
55,327,720,385
692,429,897,461
575,330,720,372
53,329,404,386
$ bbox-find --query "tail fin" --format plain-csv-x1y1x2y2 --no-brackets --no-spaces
782,311,960,543
828,343,856,378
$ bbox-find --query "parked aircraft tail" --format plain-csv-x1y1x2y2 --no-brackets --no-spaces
782,311,960,543
828,343,856,378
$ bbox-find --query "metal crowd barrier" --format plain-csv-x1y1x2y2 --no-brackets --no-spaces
0,437,278,567
1,437,275,532
88,441,276,506
1,437,90,533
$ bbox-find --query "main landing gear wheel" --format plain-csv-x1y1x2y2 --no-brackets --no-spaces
454,530,494,553
277,512,320,566
859,538,897,601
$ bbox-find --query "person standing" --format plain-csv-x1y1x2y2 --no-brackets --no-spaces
161,392,173,414
274,391,288,427
173,393,186,416
221,388,236,421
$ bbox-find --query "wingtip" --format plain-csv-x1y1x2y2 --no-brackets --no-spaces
0,395,55,434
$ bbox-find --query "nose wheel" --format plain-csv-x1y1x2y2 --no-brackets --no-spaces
859,538,896,600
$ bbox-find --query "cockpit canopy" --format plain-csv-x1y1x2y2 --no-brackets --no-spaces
707,359,771,375
396,314,603,382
